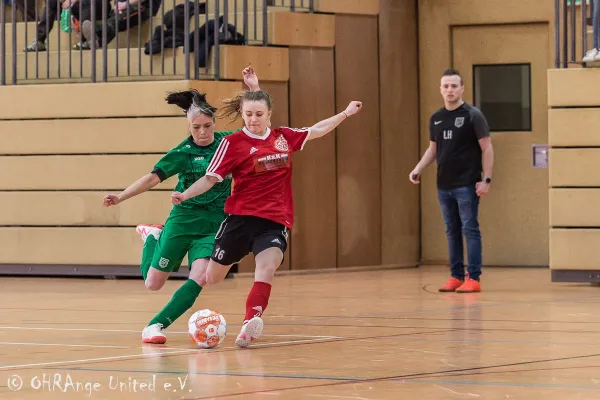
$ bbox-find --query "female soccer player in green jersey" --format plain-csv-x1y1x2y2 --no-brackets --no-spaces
103,67,260,344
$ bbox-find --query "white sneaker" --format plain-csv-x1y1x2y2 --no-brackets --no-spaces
583,48,599,62
141,323,167,344
136,224,163,242
235,317,264,348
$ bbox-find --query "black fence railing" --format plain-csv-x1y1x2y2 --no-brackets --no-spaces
555,0,598,67
0,0,313,85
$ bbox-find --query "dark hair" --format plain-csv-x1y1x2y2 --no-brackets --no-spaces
165,89,217,118
442,68,463,86
218,90,272,121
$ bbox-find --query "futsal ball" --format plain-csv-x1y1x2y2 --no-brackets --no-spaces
188,309,227,349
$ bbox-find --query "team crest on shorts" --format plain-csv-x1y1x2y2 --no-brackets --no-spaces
159,257,169,268
274,135,289,152
454,117,465,128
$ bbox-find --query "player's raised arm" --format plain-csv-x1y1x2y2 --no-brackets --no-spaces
243,66,261,92
308,101,362,140
103,173,161,207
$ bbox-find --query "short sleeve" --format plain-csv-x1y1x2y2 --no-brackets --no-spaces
429,115,436,142
471,108,491,139
206,138,237,182
279,127,312,152
152,150,185,182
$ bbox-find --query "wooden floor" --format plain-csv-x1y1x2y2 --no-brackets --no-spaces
1,266,600,399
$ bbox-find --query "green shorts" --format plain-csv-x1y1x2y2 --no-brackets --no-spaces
151,207,225,273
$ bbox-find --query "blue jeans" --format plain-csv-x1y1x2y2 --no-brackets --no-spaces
437,185,482,281
595,0,600,48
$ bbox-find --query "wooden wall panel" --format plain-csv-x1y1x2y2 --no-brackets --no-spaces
316,0,379,15
379,0,420,266
0,113,239,154
0,192,171,226
269,12,335,47
0,80,242,119
550,229,600,270
548,69,600,107
549,108,600,147
0,155,171,190
261,81,290,128
289,48,336,271
219,45,289,81
0,118,186,154
0,228,144,265
549,189,600,227
335,15,381,267
549,149,600,187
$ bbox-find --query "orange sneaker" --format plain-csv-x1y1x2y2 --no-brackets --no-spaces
455,278,481,293
439,277,464,292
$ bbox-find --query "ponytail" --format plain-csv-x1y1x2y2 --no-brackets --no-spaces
165,89,217,120
217,90,273,121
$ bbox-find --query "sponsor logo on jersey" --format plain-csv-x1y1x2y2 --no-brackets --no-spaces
254,153,290,172
194,157,205,161
454,117,464,128
274,135,289,152
250,147,258,154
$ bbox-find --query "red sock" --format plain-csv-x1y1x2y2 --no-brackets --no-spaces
244,281,272,323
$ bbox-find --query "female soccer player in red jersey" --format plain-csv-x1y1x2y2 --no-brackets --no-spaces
171,90,362,347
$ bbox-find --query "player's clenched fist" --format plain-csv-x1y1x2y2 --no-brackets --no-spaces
103,194,121,207
344,101,362,117
171,192,186,205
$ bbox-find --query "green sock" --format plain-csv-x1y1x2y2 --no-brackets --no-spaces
140,235,158,281
149,279,202,329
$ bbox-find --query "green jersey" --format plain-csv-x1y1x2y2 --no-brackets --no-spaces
152,132,233,215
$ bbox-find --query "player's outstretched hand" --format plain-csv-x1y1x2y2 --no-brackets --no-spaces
171,192,186,205
103,194,121,207
344,101,362,117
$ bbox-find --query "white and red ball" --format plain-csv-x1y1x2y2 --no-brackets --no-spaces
188,309,227,349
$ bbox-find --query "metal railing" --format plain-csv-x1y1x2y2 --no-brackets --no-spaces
0,0,313,85
555,0,596,67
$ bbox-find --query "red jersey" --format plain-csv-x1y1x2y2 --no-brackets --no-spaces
206,126,311,229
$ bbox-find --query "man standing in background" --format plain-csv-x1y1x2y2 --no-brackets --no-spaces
409,68,494,293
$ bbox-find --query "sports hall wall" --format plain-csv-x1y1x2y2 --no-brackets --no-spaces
0,0,422,275
418,0,556,267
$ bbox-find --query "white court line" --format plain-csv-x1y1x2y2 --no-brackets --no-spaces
251,338,338,347
0,336,340,371
0,342,128,349
0,326,341,339
0,348,196,371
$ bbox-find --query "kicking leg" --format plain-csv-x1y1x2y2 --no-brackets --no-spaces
236,247,284,348
142,259,208,344
139,222,189,343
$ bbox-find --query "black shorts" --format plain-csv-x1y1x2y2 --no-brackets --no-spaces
210,215,289,265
